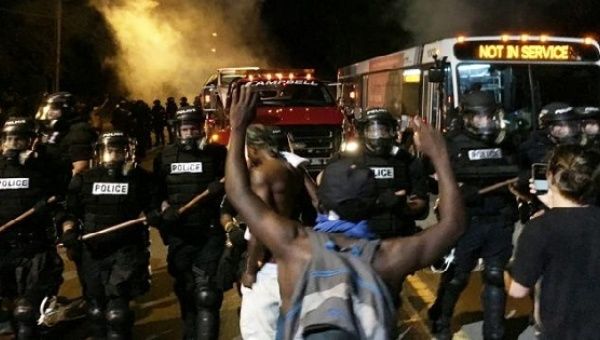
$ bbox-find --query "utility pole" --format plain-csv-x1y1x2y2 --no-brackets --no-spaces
55,0,62,92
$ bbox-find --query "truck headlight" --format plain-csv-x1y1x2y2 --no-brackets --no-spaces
341,140,359,153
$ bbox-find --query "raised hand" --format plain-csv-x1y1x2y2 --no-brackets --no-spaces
229,82,259,130
411,117,447,159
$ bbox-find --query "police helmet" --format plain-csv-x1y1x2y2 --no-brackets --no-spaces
460,91,502,142
153,99,161,106
539,103,580,145
35,92,75,130
357,108,397,156
175,106,205,151
575,106,600,142
1,117,36,158
95,131,136,173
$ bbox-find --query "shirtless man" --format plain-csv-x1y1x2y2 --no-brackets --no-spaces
239,124,305,339
225,84,466,339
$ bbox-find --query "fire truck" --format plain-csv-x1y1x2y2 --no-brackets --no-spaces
201,67,346,173
338,35,600,132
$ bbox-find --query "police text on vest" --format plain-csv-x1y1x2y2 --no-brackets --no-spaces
0,178,29,190
92,182,129,195
170,162,203,174
370,167,395,179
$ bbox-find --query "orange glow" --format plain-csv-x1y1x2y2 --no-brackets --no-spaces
501,34,510,42
520,34,529,42
457,36,465,43
540,35,549,42
584,37,595,45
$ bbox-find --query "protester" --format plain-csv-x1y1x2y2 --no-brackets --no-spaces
509,145,600,339
225,83,465,339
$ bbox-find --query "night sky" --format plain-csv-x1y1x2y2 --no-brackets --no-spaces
1,0,600,104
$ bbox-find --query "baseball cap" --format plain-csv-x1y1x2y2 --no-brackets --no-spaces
318,158,378,221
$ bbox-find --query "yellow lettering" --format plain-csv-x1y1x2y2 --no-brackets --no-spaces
507,45,520,59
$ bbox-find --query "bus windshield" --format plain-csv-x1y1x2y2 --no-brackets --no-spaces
457,63,600,129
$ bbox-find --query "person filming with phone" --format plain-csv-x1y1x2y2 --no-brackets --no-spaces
509,145,600,339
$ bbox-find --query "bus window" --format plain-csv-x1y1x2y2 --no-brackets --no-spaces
458,63,600,131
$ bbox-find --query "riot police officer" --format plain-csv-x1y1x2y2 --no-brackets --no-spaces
513,103,581,213
0,117,64,339
338,107,428,238
151,106,226,340
575,106,600,149
35,91,97,177
60,131,155,339
428,92,519,340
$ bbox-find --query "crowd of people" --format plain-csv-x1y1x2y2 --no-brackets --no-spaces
0,84,599,340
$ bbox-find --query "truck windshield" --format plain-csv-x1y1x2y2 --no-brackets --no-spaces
457,63,600,129
259,83,335,107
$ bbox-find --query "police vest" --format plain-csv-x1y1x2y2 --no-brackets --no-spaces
448,132,518,217
78,167,148,247
159,144,226,234
0,156,53,243
353,151,414,238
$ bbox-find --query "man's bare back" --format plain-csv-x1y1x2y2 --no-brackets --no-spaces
226,84,465,317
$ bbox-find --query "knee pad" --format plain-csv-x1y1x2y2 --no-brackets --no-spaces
106,308,132,327
13,300,34,323
87,305,105,322
483,267,505,287
195,288,221,309
448,271,470,290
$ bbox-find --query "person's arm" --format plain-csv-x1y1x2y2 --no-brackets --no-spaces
508,220,546,298
62,174,84,232
508,280,530,298
225,84,300,261
378,118,465,276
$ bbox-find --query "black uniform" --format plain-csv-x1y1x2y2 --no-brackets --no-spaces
65,165,155,339
153,141,226,340
429,131,519,340
338,148,428,238
151,101,167,147
0,150,64,339
339,107,428,239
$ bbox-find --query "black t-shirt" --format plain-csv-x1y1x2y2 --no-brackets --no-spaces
511,206,600,339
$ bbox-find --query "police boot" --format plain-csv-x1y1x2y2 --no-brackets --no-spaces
106,300,133,340
87,303,106,339
482,267,506,340
429,270,470,340
13,300,37,340
195,287,222,340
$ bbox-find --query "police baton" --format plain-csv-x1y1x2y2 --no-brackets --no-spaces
81,178,224,241
0,196,57,234
477,177,519,195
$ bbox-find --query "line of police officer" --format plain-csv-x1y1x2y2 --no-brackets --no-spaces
0,92,225,340
2,88,599,340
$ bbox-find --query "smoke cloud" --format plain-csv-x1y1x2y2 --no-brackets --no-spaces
396,0,596,44
90,0,271,101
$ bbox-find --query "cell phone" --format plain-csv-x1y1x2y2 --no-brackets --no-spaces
531,163,549,194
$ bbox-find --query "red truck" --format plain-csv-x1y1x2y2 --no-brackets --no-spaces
201,67,346,173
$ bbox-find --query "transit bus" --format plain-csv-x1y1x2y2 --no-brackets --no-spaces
337,35,600,132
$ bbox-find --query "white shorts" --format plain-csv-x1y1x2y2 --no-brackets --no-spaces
239,263,280,340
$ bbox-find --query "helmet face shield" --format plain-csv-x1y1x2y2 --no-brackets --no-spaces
95,132,134,171
364,121,393,139
549,120,580,141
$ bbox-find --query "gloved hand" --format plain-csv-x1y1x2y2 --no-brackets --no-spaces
460,184,479,204
144,209,162,227
60,229,80,248
161,206,180,227
32,199,52,216
377,189,406,209
207,180,225,195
